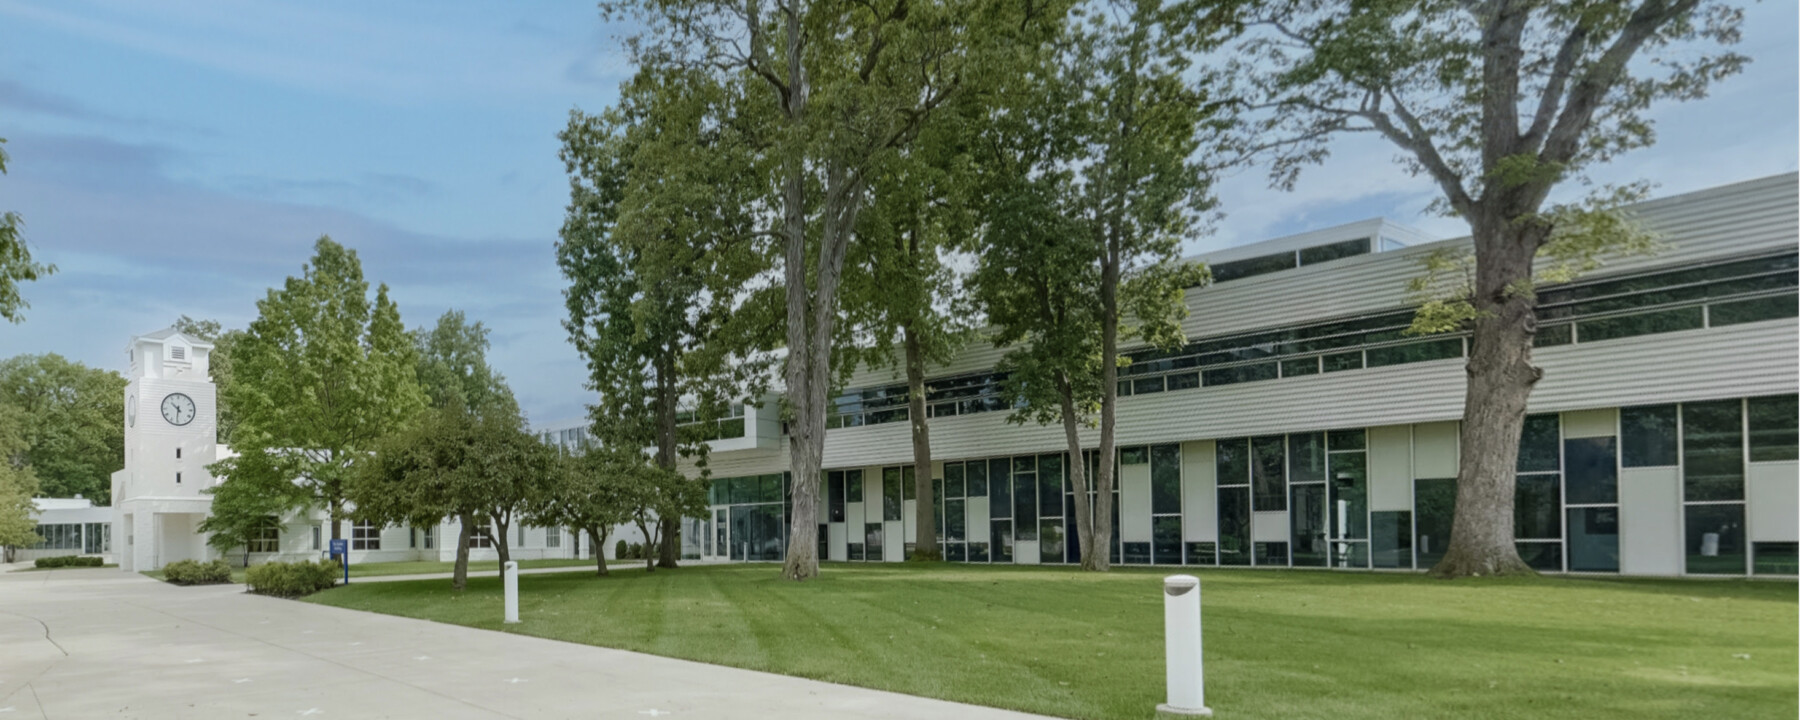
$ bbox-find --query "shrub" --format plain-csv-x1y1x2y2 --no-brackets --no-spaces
246,560,339,598
628,542,644,559
615,539,628,560
34,555,103,568
163,558,233,585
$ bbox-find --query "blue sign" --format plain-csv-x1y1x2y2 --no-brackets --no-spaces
328,538,350,585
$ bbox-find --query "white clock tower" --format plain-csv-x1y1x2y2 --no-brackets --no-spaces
111,328,224,572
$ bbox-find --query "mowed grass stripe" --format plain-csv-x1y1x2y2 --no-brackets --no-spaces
304,562,1796,720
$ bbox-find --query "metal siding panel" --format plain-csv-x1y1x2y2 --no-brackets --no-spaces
1748,461,1799,543
1561,409,1618,439
1183,441,1218,542
1619,467,1683,576
1368,425,1413,511
1412,421,1459,478
1121,463,1153,542
1251,510,1289,543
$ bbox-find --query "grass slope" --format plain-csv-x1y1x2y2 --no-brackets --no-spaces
304,563,1796,720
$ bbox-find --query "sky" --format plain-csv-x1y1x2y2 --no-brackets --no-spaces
0,0,1795,426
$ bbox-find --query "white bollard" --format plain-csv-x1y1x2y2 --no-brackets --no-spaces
503,561,520,624
1157,575,1212,718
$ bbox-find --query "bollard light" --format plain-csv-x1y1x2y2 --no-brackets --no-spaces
1157,574,1212,718
503,560,520,624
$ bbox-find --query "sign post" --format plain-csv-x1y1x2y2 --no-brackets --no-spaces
329,538,349,585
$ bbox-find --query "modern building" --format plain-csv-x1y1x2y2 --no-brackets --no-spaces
10,497,113,563
685,173,1799,578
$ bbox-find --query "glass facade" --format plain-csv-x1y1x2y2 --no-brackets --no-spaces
820,251,1797,431
706,393,1795,577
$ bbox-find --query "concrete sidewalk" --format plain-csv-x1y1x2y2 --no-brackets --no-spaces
0,568,1057,719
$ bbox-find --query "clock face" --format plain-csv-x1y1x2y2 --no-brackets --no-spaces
127,395,137,428
161,393,196,427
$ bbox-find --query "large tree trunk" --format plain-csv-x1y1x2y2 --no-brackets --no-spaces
777,2,823,582
1059,378,1099,570
655,347,682,570
904,322,939,561
588,526,610,576
452,513,473,591
493,515,512,570
1432,217,1541,577
637,516,657,572
1090,249,1121,572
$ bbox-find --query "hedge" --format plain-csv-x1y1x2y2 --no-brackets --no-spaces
33,555,105,568
246,560,339,598
162,558,234,585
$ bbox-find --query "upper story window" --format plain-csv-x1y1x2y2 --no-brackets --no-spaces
1201,237,1373,286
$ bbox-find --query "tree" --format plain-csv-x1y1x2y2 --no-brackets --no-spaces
529,450,640,576
1230,0,1748,576
608,0,1050,580
558,63,777,570
210,238,427,547
172,316,248,444
0,138,56,324
414,309,521,422
0,354,126,503
350,403,558,589
970,0,1223,571
837,84,995,561
0,404,42,563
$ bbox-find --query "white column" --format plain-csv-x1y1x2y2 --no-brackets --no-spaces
503,561,520,624
1157,574,1212,717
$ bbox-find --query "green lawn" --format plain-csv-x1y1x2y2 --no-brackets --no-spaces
304,563,1794,720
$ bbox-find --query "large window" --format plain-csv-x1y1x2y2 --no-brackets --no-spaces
1682,400,1743,501
1327,431,1368,568
249,517,281,553
1621,404,1678,467
352,521,382,551
31,523,81,550
469,525,495,548
1514,414,1563,571
1564,434,1620,573
1747,395,1798,461
1216,439,1251,566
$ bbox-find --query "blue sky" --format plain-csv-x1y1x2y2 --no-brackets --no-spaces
0,0,1794,426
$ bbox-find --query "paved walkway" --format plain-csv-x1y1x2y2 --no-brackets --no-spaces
0,568,1056,720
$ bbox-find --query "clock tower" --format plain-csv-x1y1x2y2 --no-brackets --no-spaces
111,328,222,572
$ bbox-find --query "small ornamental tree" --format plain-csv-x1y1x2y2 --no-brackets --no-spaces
350,403,557,589
1227,0,1749,576
528,451,639,576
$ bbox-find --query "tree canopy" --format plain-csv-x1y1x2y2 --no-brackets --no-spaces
969,0,1224,570
0,354,126,503
414,309,521,422
207,237,427,544
349,402,558,589
1225,0,1749,576
0,138,56,325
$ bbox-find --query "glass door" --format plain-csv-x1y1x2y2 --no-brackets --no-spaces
706,508,729,561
